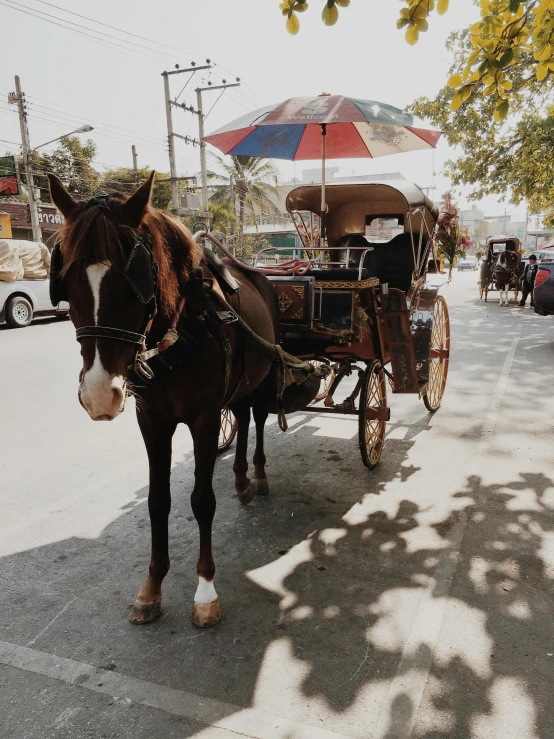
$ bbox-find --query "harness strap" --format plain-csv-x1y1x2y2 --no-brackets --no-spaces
76,326,146,346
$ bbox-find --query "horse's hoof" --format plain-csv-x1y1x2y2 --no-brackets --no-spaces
192,599,222,628
236,482,255,505
129,599,162,624
252,477,269,496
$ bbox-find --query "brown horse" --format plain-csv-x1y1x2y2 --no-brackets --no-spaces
48,171,280,627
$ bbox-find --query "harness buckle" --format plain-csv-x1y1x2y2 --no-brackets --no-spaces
216,310,239,325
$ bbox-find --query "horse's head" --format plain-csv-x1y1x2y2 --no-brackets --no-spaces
48,172,157,421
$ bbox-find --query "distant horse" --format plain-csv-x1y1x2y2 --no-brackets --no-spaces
493,250,519,305
47,172,282,628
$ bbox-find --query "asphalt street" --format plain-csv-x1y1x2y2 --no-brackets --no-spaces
1,271,554,739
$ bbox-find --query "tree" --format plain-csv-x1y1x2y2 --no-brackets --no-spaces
279,0,553,117
100,167,172,210
434,191,472,279
209,155,282,250
208,200,237,236
32,136,100,202
410,28,554,223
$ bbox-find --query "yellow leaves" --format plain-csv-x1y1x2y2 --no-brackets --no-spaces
536,63,550,80
322,2,339,25
281,0,308,33
451,84,473,110
286,13,300,33
437,0,449,14
493,100,509,121
448,73,463,88
405,25,420,45
335,0,350,6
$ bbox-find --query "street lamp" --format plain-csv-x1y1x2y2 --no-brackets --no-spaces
27,124,94,243
32,124,94,154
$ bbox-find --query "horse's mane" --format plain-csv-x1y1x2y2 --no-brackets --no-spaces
58,192,203,316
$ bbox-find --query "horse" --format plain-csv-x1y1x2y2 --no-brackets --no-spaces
493,250,519,305
47,171,282,628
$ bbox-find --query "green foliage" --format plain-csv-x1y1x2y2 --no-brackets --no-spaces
208,199,237,235
208,155,282,251
410,28,554,224
100,167,172,210
33,136,100,202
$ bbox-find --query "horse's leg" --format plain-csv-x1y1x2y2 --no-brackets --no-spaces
251,394,270,496
231,399,255,505
130,412,176,625
190,411,222,628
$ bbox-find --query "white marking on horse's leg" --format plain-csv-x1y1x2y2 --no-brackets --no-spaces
194,576,218,604
86,262,111,325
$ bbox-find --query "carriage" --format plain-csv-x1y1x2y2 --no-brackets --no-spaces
218,180,450,468
478,234,522,303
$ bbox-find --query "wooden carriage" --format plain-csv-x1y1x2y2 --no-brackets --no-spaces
479,234,522,302
220,180,450,468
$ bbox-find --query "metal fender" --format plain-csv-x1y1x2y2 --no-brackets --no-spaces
409,284,440,388
0,282,38,312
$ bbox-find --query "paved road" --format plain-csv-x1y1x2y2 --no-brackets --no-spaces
1,272,553,739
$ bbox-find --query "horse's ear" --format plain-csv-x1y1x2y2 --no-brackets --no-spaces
48,173,78,218
122,170,155,227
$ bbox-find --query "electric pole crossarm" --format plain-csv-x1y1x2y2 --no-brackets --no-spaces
195,83,241,92
163,65,211,77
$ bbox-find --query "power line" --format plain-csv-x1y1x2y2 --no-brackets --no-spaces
3,0,171,59
0,2,169,66
26,103,165,148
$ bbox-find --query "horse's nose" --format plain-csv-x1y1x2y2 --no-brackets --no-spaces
79,371,126,421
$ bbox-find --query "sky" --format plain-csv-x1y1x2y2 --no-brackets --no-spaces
0,0,527,219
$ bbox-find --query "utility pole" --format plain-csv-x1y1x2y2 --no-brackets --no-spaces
8,76,41,243
161,64,211,215
131,145,139,186
195,80,241,215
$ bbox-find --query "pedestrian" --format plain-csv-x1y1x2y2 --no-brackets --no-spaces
519,254,538,307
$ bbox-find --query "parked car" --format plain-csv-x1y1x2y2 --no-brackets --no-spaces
458,257,478,271
533,252,554,316
0,278,69,328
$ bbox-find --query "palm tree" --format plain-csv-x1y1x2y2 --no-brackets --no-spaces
208,200,237,236
209,155,282,251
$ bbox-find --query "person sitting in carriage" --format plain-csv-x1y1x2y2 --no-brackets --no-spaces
519,254,538,307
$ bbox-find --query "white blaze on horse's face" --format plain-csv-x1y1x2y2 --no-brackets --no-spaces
79,262,126,421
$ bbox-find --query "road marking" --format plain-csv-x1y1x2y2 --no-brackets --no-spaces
373,331,522,738
0,640,351,739
479,332,522,451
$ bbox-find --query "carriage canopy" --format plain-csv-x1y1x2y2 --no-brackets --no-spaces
285,180,438,246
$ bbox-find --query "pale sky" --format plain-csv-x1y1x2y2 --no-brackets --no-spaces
0,0,525,218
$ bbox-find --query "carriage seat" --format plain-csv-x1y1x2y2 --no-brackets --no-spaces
308,267,370,281
362,233,415,293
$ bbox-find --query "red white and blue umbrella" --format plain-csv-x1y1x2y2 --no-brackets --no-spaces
204,94,441,160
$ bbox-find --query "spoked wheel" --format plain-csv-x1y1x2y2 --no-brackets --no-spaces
218,407,237,453
358,359,389,469
312,360,335,402
423,296,450,412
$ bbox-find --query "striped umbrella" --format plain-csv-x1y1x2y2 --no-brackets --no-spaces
204,94,441,241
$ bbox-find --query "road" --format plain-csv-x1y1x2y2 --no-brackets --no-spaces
1,271,553,739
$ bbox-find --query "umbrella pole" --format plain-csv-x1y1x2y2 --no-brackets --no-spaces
320,123,327,257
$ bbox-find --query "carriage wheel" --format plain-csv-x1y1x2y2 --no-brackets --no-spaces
218,407,237,453
423,296,450,412
358,359,388,469
312,360,335,402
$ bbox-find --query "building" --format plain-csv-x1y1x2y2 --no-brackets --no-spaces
0,197,64,243
459,204,487,247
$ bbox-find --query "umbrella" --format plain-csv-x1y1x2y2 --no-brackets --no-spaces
204,94,441,243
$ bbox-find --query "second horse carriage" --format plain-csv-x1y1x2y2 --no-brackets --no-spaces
479,234,523,305
215,179,450,468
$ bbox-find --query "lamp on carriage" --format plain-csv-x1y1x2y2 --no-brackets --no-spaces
32,124,94,154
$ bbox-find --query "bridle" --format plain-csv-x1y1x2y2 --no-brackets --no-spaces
49,193,159,380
